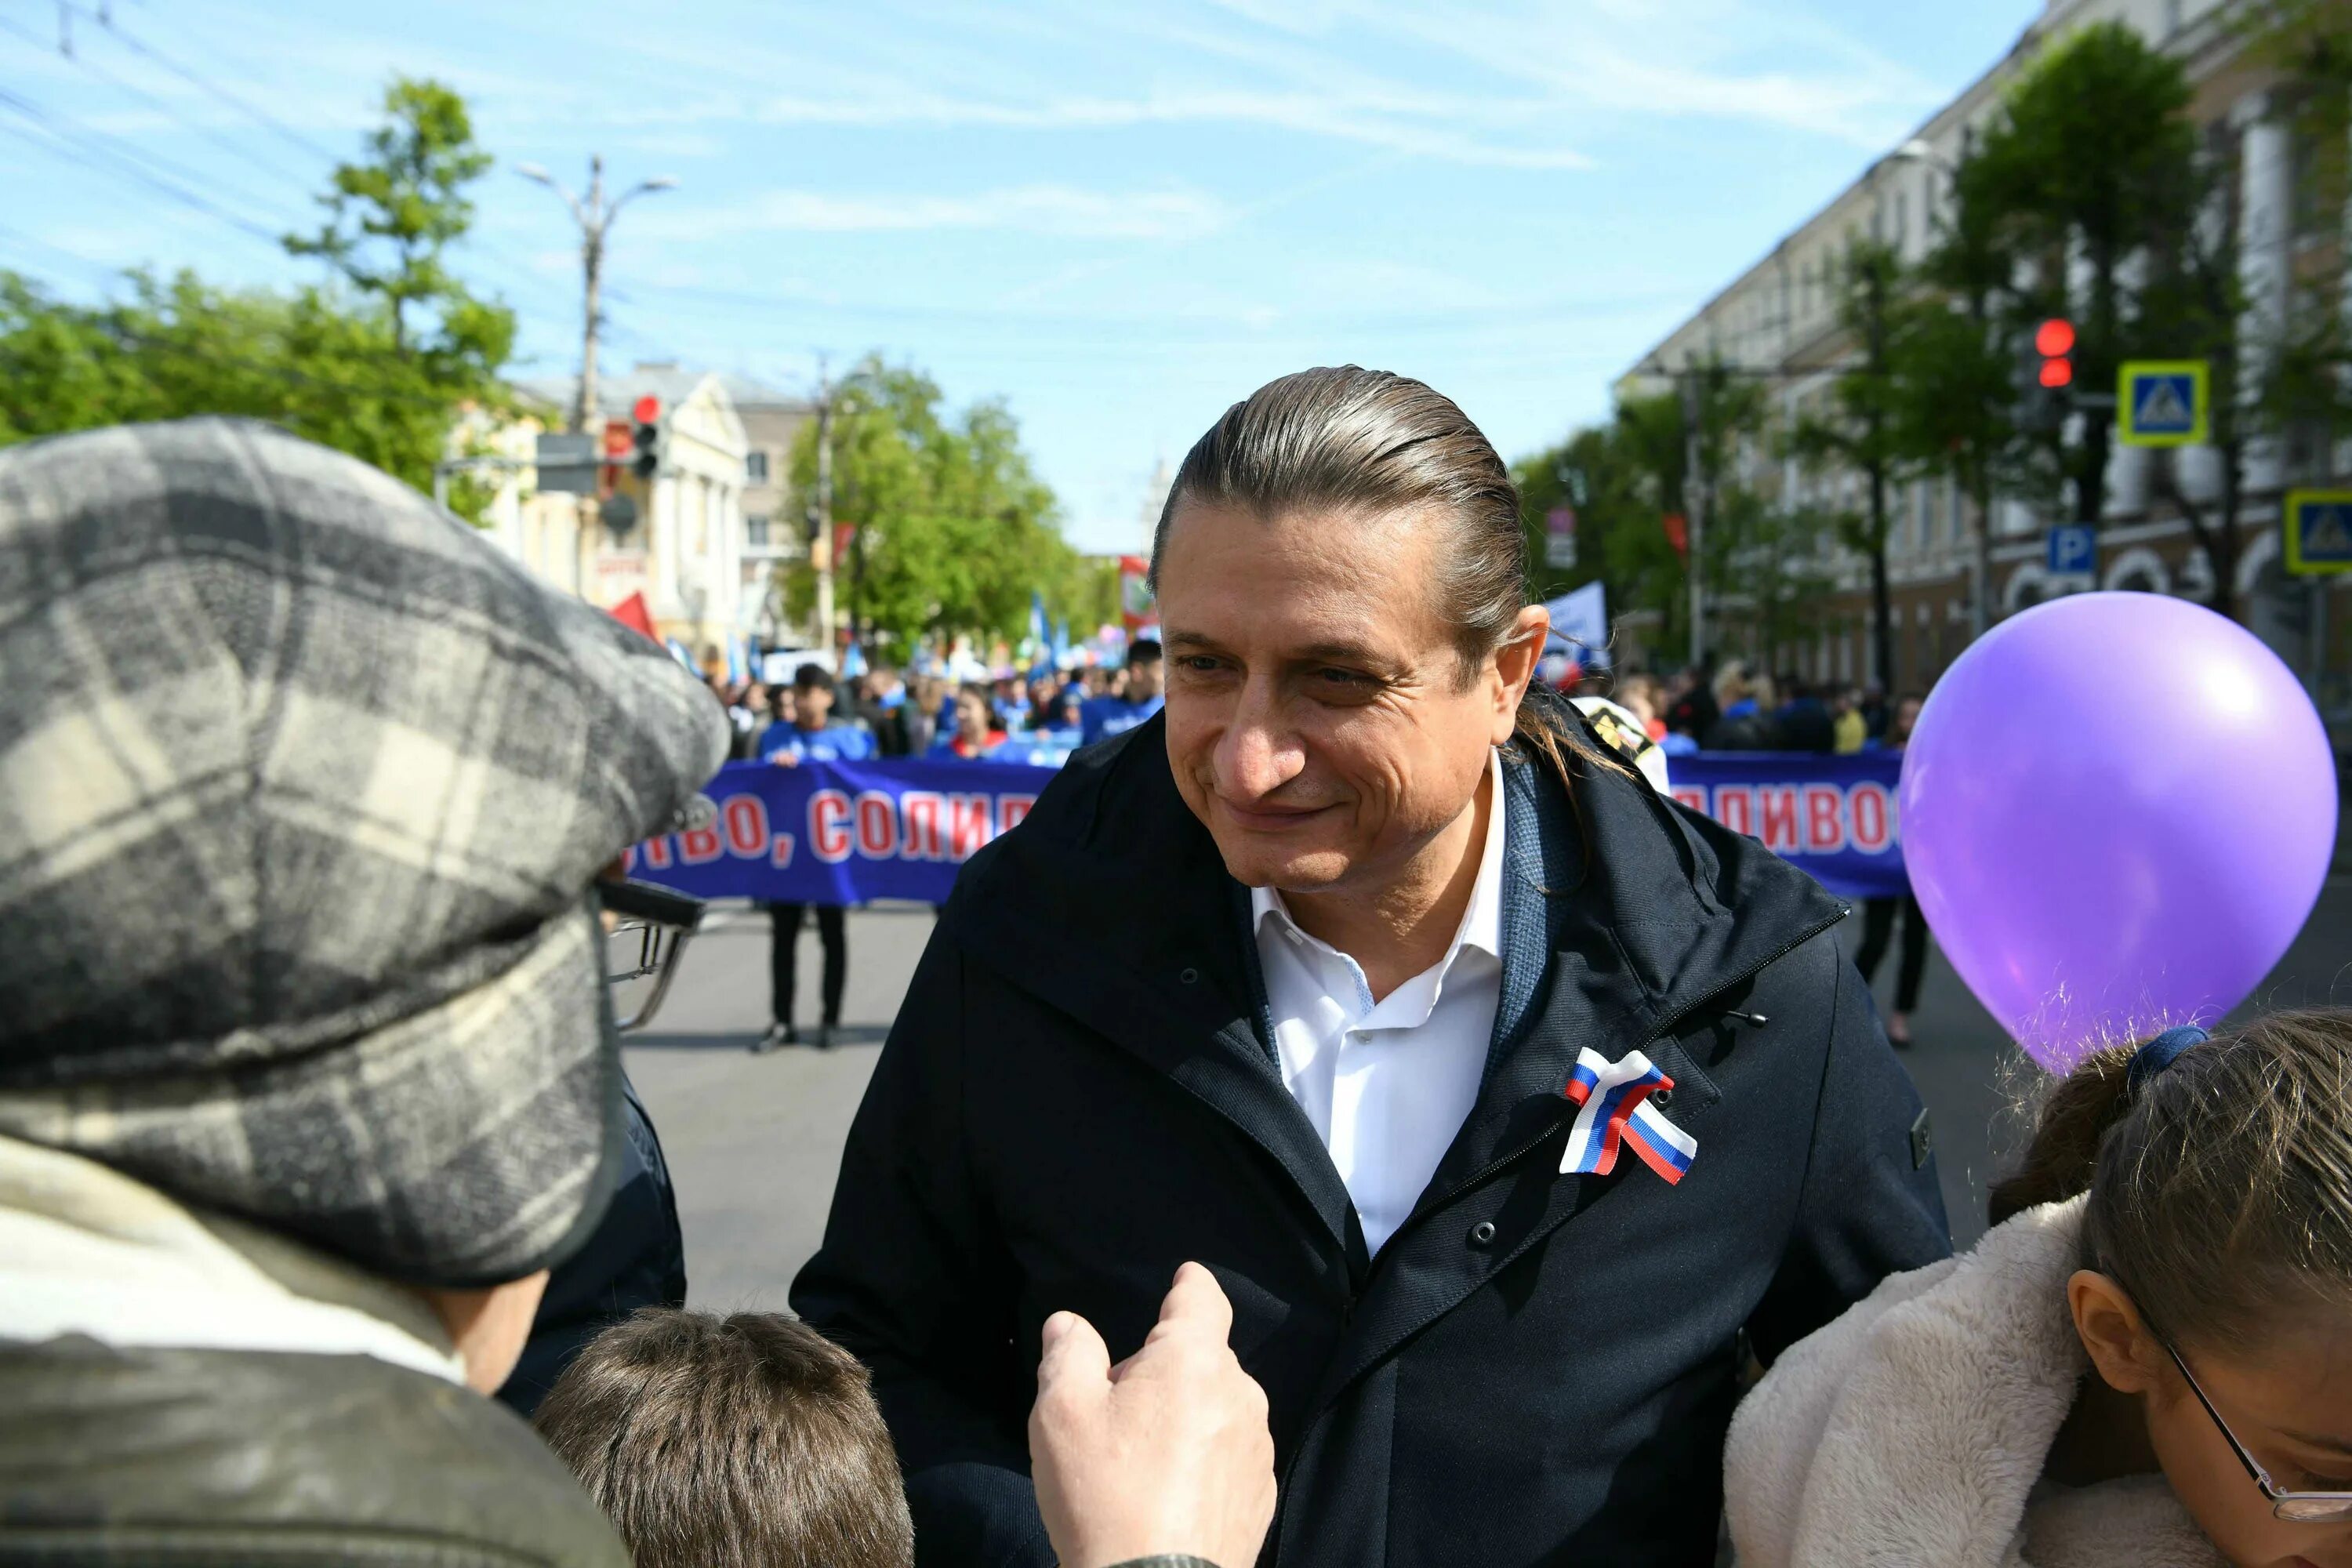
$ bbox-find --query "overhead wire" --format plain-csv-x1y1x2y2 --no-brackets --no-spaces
0,8,316,209
0,85,285,245
47,0,343,166
3,2,576,333
4,4,1611,402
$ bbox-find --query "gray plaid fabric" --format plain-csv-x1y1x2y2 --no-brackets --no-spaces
0,419,729,1287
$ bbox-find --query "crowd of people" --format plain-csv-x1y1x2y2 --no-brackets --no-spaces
700,637,1168,771
5,390,2344,1568
695,645,1170,1051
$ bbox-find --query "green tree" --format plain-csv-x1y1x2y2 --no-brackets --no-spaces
286,78,503,364
1900,140,2044,634
1515,416,1685,655
2137,154,2257,619
1517,361,1816,673
2238,2,2352,479
0,77,514,521
0,268,492,516
783,355,1078,652
1625,361,1782,669
1968,22,2199,527
1795,241,1909,688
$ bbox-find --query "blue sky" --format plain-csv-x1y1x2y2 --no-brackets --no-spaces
2,0,2038,553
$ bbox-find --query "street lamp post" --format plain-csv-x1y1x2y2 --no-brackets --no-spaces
1682,367,1707,670
514,157,678,434
1882,136,2001,642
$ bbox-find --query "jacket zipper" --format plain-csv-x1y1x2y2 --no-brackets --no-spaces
1270,907,1847,1562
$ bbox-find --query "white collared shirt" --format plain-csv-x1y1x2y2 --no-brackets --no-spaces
1250,750,1508,1254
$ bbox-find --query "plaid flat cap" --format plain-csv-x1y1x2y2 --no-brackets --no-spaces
0,419,728,1287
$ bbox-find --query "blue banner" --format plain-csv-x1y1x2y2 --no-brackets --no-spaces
1667,751,1907,901
625,757,1060,904
629,752,1907,906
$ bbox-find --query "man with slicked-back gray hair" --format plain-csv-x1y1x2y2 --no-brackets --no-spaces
797,368,1950,1567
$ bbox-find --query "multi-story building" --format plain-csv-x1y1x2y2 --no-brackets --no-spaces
724,375,817,642
1622,0,2345,705
488,363,753,662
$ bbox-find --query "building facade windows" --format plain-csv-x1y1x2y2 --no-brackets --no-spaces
747,513,771,546
746,448,771,483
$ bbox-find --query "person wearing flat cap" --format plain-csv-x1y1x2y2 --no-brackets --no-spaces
0,420,728,1566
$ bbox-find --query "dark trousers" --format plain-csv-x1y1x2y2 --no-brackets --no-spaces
767,902,847,1027
1856,895,1929,1014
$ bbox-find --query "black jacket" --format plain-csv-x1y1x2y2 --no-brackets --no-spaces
499,1075,688,1418
793,716,1950,1568
0,1337,627,1566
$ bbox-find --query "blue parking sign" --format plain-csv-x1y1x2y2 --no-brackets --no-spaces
2047,524,2096,577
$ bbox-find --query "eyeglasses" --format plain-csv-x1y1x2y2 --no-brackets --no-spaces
2163,1338,2352,1523
597,876,705,1033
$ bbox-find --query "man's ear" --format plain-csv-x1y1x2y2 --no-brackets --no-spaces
2068,1269,2168,1396
1490,605,1549,745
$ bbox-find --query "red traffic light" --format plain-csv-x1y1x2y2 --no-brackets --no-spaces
2034,318,2075,358
631,394,662,425
2039,358,2074,389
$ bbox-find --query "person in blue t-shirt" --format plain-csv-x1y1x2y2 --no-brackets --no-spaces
1080,637,1163,746
753,665,874,1054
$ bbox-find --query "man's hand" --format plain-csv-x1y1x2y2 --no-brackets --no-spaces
1029,1262,1276,1568
769,751,800,767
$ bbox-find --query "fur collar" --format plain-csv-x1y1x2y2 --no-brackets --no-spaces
1725,1196,2224,1568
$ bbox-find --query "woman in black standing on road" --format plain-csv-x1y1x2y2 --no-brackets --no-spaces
1856,692,1929,1045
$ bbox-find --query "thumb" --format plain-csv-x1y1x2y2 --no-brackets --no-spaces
1036,1309,1112,1393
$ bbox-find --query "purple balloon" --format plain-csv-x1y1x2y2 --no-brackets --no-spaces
1900,592,2336,1070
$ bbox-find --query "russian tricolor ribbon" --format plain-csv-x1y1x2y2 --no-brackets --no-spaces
1559,1047,1697,1185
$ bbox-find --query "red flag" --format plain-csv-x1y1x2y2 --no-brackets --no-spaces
1662,513,1689,560
1119,554,1155,632
608,590,658,641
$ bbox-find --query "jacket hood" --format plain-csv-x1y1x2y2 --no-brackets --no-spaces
1725,1196,2225,1568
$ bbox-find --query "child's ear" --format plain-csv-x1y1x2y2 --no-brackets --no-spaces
2068,1269,2167,1395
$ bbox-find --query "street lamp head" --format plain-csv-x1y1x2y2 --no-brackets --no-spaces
514,162,554,184
641,176,680,194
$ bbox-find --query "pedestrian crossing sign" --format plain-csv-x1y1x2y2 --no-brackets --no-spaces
2285,490,2352,575
2117,360,2208,448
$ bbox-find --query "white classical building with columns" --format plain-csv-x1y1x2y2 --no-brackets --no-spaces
476,365,756,666
1623,0,2342,705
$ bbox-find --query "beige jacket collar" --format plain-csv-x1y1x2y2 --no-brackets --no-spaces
1726,1195,2226,1568
0,1133,463,1383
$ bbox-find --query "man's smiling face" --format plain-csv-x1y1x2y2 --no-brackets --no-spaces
1155,499,1515,897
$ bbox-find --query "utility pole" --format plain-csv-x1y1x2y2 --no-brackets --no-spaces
514,157,677,433
1682,366,1707,669
811,357,838,658
1864,256,1896,694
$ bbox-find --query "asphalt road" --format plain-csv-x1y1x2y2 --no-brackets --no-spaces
626,877,2352,1313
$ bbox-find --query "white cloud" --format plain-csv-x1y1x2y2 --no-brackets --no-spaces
1188,0,1946,149
637,184,1232,241
746,85,1594,171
